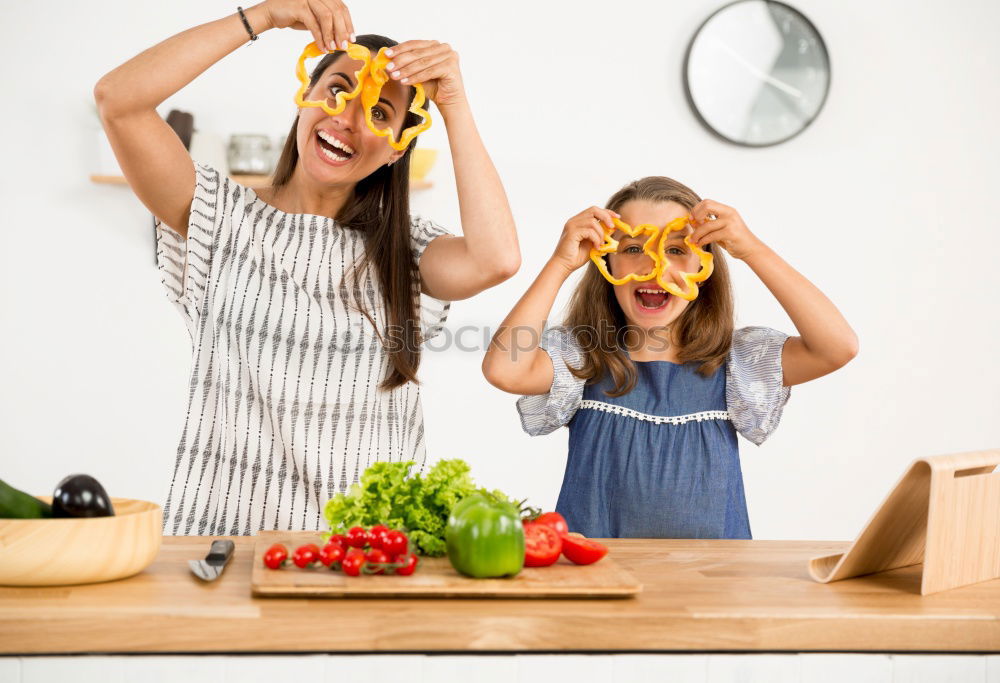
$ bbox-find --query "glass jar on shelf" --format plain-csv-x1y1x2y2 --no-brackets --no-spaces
227,134,273,175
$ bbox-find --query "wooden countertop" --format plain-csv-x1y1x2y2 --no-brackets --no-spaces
1,537,998,654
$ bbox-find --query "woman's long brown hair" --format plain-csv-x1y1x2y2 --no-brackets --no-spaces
564,177,735,397
271,34,427,390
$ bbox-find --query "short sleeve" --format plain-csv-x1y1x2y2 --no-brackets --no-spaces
155,161,224,328
516,326,587,436
409,215,454,342
725,326,791,446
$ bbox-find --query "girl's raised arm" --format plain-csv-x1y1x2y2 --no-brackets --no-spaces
688,200,859,387
482,207,614,395
93,1,354,238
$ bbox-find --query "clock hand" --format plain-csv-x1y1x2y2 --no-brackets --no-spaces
712,38,804,100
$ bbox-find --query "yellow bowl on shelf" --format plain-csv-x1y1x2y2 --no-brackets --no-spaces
0,497,162,586
409,148,438,182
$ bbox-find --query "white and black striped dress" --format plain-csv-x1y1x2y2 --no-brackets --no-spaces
154,161,452,536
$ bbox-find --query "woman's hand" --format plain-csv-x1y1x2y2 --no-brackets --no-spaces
384,40,465,109
259,0,355,52
689,199,765,261
550,207,619,275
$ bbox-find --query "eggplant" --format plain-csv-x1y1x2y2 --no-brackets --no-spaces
52,474,115,518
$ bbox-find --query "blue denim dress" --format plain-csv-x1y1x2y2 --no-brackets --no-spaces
517,326,790,540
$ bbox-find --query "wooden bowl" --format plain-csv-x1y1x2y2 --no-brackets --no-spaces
0,497,162,586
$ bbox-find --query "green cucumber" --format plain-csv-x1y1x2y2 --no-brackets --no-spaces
0,479,53,518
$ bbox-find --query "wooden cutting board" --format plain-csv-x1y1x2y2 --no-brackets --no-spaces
250,531,642,598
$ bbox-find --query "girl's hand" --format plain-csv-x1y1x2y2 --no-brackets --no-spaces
550,207,619,275
689,200,765,261
260,0,355,53
384,40,465,109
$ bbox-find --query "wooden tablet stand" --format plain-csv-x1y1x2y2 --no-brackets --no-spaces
809,449,1000,595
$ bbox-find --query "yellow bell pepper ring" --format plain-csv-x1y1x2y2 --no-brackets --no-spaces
588,215,714,301
293,42,433,151
294,42,371,116
655,216,714,301
364,48,433,152
588,216,660,286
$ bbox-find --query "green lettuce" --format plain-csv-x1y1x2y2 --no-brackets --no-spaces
323,459,507,556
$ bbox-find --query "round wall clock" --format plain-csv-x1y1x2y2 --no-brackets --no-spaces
684,0,831,146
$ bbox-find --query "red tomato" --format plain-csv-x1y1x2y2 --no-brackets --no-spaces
535,511,569,536
262,543,288,570
523,522,562,567
367,524,391,550
342,552,366,577
560,534,608,565
346,526,369,548
381,530,408,557
393,553,419,576
326,534,348,551
365,548,391,574
319,543,345,568
292,543,321,568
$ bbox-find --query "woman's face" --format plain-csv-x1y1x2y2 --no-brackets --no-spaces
609,199,703,332
296,53,411,184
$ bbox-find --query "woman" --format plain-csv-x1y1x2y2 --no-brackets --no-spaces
94,0,520,536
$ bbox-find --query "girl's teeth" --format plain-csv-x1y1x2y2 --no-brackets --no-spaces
635,288,669,310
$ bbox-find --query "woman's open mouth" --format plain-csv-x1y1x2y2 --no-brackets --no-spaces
634,287,670,312
315,129,356,164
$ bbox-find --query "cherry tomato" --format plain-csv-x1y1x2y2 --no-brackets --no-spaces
381,530,408,557
523,522,563,567
326,534,348,551
346,526,369,548
393,553,419,576
292,543,321,568
319,542,345,568
367,524,391,550
365,548,390,574
534,511,570,536
262,543,288,570
560,534,608,565
342,552,366,577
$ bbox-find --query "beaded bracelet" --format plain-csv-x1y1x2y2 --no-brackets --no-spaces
237,6,257,42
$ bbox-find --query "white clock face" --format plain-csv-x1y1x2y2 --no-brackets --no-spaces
685,0,830,146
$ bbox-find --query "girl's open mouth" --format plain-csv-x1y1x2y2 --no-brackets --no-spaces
635,287,670,311
316,130,355,163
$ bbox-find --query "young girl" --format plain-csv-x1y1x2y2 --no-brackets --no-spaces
482,177,857,539
95,0,519,536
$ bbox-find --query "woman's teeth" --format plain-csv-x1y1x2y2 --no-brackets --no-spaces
317,130,355,161
635,288,670,310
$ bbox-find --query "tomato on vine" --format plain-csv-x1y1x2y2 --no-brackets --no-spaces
342,550,367,577
262,543,288,570
319,542,345,568
292,543,321,568
381,530,408,556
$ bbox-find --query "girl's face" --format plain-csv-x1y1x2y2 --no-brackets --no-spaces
296,54,411,184
608,199,703,331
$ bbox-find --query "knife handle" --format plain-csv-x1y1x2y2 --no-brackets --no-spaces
206,540,235,563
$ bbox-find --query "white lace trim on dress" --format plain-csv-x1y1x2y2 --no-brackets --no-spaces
578,400,731,425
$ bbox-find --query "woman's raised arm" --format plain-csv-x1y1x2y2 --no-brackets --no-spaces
382,40,521,300
93,1,354,237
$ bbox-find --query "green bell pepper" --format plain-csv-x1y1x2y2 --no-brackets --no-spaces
445,493,525,578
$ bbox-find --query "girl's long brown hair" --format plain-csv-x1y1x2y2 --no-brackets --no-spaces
564,177,735,397
271,34,427,390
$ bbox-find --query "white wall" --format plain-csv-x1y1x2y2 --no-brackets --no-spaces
1,1,997,541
